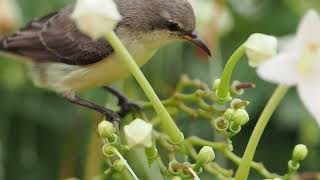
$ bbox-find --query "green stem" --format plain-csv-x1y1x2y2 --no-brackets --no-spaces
106,32,184,144
216,45,246,101
234,85,289,180
187,137,280,178
114,149,139,180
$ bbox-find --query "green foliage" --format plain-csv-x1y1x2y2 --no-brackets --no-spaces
0,0,319,180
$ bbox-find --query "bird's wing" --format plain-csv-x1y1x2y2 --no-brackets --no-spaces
1,6,114,65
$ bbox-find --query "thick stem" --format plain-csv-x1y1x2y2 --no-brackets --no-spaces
216,45,246,101
234,85,289,180
105,32,184,144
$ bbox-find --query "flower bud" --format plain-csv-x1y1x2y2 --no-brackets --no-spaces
244,33,278,67
171,176,182,180
292,144,308,161
71,0,122,39
98,121,116,138
229,122,241,134
124,118,153,148
231,109,250,125
223,109,235,120
145,144,158,165
212,79,221,91
197,146,215,165
0,0,20,35
114,159,126,172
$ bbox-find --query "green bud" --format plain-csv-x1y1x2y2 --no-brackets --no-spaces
114,159,126,172
197,146,215,164
193,146,215,173
224,108,235,120
214,117,229,131
102,144,116,157
231,99,250,109
171,176,182,180
229,122,241,135
145,144,158,165
231,109,250,125
292,144,308,161
98,121,116,138
212,79,221,91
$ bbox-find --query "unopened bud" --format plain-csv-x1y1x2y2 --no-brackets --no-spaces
224,109,235,120
98,121,116,138
71,0,122,39
292,144,308,161
114,159,126,172
231,109,250,125
197,146,215,165
244,33,278,67
171,176,182,180
0,0,20,35
145,144,158,165
212,79,221,91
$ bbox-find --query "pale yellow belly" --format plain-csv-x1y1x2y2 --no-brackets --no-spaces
30,50,157,93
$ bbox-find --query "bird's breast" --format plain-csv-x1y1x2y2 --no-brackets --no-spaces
31,46,157,93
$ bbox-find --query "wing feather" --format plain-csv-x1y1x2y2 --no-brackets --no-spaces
1,5,114,65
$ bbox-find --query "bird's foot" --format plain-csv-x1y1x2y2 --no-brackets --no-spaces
103,86,143,117
64,92,121,123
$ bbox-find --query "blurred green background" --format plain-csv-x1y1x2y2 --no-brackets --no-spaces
0,0,319,180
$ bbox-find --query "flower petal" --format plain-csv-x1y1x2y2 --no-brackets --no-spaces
297,82,320,126
257,52,301,85
296,9,320,44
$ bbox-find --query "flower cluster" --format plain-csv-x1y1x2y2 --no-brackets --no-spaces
69,0,316,179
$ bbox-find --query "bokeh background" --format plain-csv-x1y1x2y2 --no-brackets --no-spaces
0,0,319,179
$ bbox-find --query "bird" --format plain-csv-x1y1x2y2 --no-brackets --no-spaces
0,0,211,122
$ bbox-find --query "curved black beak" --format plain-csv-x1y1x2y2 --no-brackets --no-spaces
181,32,212,57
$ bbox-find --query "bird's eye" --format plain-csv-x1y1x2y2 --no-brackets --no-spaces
167,21,182,32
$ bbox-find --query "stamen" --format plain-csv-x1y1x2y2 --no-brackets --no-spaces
297,42,320,75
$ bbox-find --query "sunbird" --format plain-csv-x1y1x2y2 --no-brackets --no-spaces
0,0,211,122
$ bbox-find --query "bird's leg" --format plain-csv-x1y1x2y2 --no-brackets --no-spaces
64,93,121,125
102,86,142,117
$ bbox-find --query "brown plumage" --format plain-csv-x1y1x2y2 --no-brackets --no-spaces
0,0,196,66
0,5,114,65
0,0,211,122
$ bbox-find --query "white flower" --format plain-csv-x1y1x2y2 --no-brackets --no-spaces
244,33,278,67
71,0,122,39
258,10,320,126
0,0,20,35
124,118,153,148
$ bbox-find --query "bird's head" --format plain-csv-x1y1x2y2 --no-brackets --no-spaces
114,0,211,56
